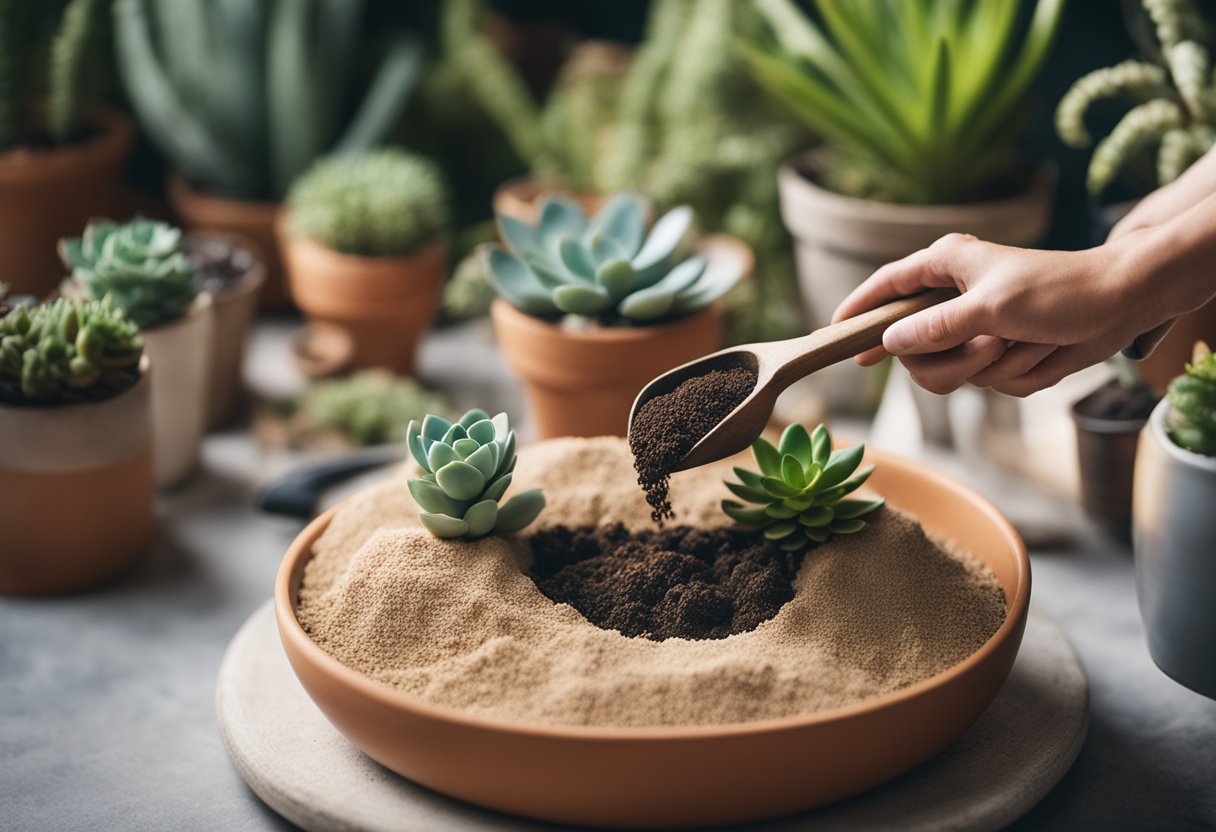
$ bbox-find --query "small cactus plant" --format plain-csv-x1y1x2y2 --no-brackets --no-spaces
286,150,450,258
59,218,201,329
0,297,143,406
1166,341,1216,456
299,371,453,448
483,193,741,325
407,409,545,539
721,423,884,552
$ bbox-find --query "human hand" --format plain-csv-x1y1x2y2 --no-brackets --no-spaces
831,231,1177,397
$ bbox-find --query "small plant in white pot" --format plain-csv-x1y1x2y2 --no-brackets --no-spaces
742,0,1063,417
1133,342,1216,698
0,296,153,594
60,218,213,487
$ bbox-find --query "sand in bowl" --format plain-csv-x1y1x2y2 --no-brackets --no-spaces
297,438,1006,728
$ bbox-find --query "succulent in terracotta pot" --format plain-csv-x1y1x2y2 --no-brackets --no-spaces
0,296,154,595
281,149,451,375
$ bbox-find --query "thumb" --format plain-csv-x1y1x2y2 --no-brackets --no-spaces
882,292,992,356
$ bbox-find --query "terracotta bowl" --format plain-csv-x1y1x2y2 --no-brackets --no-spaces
274,449,1030,828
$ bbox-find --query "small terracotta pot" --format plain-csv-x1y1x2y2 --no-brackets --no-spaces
0,108,135,299
0,360,154,595
492,300,724,439
1138,304,1216,395
168,173,289,310
142,294,215,487
493,176,604,224
279,220,447,375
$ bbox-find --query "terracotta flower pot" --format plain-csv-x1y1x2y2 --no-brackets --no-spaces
492,299,724,439
280,221,447,375
493,176,604,224
168,173,289,310
777,151,1053,415
142,294,215,487
0,360,154,595
1138,306,1216,395
0,108,135,299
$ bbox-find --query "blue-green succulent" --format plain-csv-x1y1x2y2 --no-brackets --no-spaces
407,409,545,539
722,423,884,552
483,193,741,324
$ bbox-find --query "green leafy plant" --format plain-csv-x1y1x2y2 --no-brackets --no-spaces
113,0,425,200
60,217,200,329
722,423,884,552
286,149,450,258
741,0,1065,204
406,408,545,539
298,371,453,448
0,0,109,150
1166,341,1216,456
0,297,143,405
1057,0,1216,194
483,193,740,324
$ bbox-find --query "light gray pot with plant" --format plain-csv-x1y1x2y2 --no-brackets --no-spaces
1133,344,1216,699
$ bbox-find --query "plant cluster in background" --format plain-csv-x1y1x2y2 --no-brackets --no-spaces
743,0,1064,204
1167,341,1216,456
114,0,424,200
484,194,740,325
296,370,453,448
0,297,143,405
60,217,200,329
722,423,883,552
407,409,545,539
1057,0,1216,194
287,149,450,257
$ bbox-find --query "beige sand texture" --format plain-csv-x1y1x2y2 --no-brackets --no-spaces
297,437,1005,728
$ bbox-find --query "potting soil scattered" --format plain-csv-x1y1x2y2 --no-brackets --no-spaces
629,366,756,523
297,437,1007,728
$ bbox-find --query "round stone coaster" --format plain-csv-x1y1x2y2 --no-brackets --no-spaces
218,601,1088,832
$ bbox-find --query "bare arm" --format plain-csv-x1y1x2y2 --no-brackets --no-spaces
1110,146,1216,239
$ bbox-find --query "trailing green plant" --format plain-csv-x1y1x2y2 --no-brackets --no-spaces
0,296,143,405
483,193,741,325
741,0,1065,204
1166,341,1216,456
286,149,450,258
113,0,425,200
406,408,545,539
298,370,453,448
0,0,109,150
1057,0,1216,195
721,423,884,552
59,217,200,329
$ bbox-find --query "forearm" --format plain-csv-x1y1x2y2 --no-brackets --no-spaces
1122,189,1216,323
1112,145,1216,238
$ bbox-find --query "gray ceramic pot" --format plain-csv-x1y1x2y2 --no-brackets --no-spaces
1133,399,1216,698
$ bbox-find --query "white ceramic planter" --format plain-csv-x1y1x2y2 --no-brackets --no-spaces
1133,400,1216,698
776,151,1052,419
142,294,215,487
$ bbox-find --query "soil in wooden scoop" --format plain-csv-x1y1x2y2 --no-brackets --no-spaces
529,523,800,640
629,366,757,524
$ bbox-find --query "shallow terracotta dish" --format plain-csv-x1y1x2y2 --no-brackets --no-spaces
275,449,1030,828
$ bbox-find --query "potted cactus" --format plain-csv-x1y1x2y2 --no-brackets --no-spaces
113,0,424,309
280,149,451,374
742,0,1062,414
1133,342,1216,698
1057,0,1216,393
60,218,212,487
0,296,153,595
484,192,750,438
0,0,135,299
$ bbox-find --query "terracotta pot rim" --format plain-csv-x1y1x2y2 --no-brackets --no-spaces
277,213,446,270
274,447,1030,742
0,107,135,180
184,231,267,302
168,171,279,218
1147,398,1216,472
490,297,721,344
494,174,599,203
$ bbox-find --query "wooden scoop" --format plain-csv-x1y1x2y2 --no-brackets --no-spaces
628,288,958,473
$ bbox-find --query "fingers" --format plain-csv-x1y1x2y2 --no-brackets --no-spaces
855,345,889,367
968,342,1058,388
899,336,1007,395
882,290,994,355
993,340,1121,397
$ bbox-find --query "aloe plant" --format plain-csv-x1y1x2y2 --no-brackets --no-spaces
1057,0,1216,194
113,0,425,200
741,0,1065,204
483,193,741,324
722,423,884,552
406,409,545,539
1167,341,1216,456
0,297,143,406
60,218,200,329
